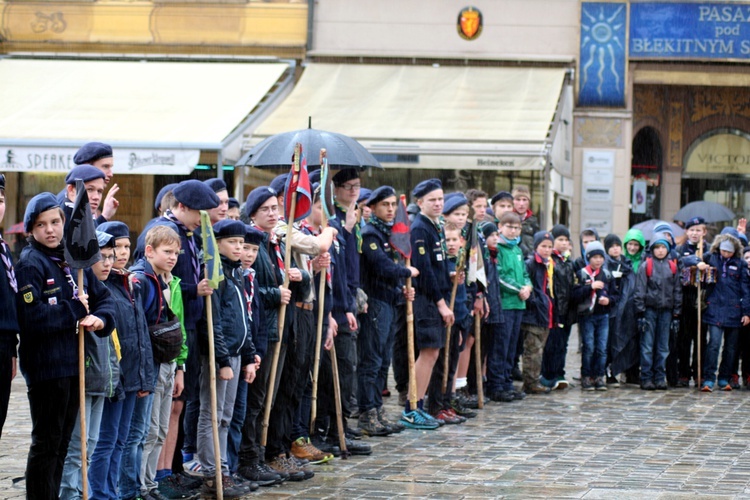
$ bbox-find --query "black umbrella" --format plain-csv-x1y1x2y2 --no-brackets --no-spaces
674,201,735,223
236,125,382,170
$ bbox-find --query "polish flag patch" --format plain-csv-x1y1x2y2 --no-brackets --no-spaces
46,279,55,285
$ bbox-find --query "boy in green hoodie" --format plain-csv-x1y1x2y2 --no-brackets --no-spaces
623,229,646,272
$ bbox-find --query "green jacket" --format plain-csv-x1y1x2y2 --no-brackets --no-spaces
496,238,532,310
623,228,646,272
168,275,188,366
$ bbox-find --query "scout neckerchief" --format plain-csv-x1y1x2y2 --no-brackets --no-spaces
164,210,199,285
269,231,285,282
583,264,600,311
0,233,17,293
335,200,362,253
537,252,554,298
369,214,393,238
244,267,256,317
425,214,448,259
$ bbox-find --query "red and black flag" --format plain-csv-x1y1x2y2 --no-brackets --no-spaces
390,194,412,260
284,143,313,222
64,179,101,269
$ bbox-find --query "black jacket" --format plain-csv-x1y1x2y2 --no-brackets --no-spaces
523,253,555,328
572,265,613,317
633,256,683,315
359,223,412,304
551,250,575,327
0,238,19,357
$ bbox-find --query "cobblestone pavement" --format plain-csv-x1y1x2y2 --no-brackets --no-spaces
4,330,750,499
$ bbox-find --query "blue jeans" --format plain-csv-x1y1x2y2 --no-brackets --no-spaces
357,298,394,412
119,392,154,499
90,391,137,500
703,324,739,384
580,313,609,378
640,308,672,384
59,395,105,500
542,325,572,380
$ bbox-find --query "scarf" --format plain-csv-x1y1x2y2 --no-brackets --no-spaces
369,215,393,238
164,210,199,285
336,200,362,253
500,234,521,246
0,233,16,293
536,252,554,299
583,264,600,312
269,231,286,282
244,268,256,318
29,238,78,298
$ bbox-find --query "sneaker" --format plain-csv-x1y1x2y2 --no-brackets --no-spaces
555,377,569,390
606,375,620,387
344,425,363,439
377,406,405,433
450,398,478,418
433,409,463,425
462,393,481,408
677,377,690,388
230,473,258,492
267,454,306,482
524,383,551,394
718,379,730,391
382,388,391,397
594,376,608,391
310,434,341,457
581,377,595,391
200,475,245,499
400,409,440,430
418,408,444,426
444,408,467,423
288,456,315,480
291,437,334,465
489,391,514,402
158,471,202,499
182,459,202,477
357,408,390,436
655,380,668,390
722,382,733,391
730,374,741,390
701,381,714,392
341,436,373,455
142,489,170,500
511,390,526,400
640,380,655,391
540,376,560,390
237,462,282,487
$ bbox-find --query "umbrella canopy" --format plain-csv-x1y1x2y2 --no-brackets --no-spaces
674,201,735,223
236,127,382,170
4,221,25,234
631,219,685,241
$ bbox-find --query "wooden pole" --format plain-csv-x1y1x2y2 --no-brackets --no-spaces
442,249,467,394
405,259,418,410
78,269,88,500
473,312,484,409
205,296,223,499
310,149,328,435
696,235,703,390
329,343,349,458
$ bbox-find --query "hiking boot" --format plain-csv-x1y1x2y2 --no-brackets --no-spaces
328,433,373,455
540,376,560,390
291,437,334,465
237,462,282,487
730,374,741,390
433,409,462,425
377,406,405,433
267,454,306,482
655,380,668,390
400,409,440,430
142,489,170,500
511,390,526,400
581,377,595,391
640,380,656,391
289,456,315,480
489,391,514,402
345,425,363,439
357,408,390,436
462,393,481,408
701,381,714,392
594,376,608,391
200,474,245,499
310,434,341,458
157,471,202,499
555,377,570,390
450,397,478,418
606,375,620,387
230,472,258,493
524,383,551,394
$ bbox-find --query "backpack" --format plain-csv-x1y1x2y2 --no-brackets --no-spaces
645,257,677,278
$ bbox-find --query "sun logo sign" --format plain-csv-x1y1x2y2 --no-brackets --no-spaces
579,2,626,107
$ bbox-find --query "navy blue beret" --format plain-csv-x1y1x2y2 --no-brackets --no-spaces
685,216,706,229
358,188,373,204
173,180,220,210
213,219,247,239
491,191,513,206
24,192,60,232
245,186,277,217
204,178,227,194
309,169,321,185
412,178,442,199
367,186,396,206
228,197,240,210
443,193,469,215
96,230,115,248
479,221,498,239
332,169,358,186
98,221,130,240
244,225,265,245
65,164,106,185
270,174,288,195
74,142,113,165
154,183,178,211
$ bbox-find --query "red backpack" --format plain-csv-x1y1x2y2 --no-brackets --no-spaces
645,257,677,278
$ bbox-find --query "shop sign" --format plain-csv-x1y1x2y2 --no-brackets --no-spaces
0,146,199,175
631,2,750,60
581,202,613,234
582,150,615,185
684,132,750,175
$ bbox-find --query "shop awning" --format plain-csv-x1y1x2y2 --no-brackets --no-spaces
251,63,568,171
0,58,291,174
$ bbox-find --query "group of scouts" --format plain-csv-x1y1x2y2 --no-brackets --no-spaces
0,141,749,500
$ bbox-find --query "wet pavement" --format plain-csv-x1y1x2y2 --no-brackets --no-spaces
4,329,750,499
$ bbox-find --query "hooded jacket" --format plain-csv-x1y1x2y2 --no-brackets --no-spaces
573,227,600,272
551,249,575,327
523,252,555,328
633,242,683,316
702,234,750,328
623,228,646,272
496,235,531,311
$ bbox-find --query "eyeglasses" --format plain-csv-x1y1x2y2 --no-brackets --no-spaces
339,183,361,192
256,205,280,215
504,225,522,231
100,255,116,263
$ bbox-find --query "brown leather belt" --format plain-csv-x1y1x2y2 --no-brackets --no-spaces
295,302,314,311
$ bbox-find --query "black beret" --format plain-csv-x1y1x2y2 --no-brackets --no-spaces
270,174,288,195
412,178,442,199
65,164,106,185
244,225,265,245
213,219,247,239
74,142,113,165
491,191,513,206
443,193,469,215
228,197,240,210
173,180,220,210
367,186,396,206
685,216,706,229
96,230,116,248
98,221,130,240
332,169,359,186
204,178,227,194
24,192,60,232
479,221,498,239
245,186,277,217
550,224,570,240
309,169,321,184
358,188,373,205
154,183,178,211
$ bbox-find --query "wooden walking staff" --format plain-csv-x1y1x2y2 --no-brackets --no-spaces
696,235,703,389
329,343,349,458
473,313,484,409
77,269,89,500
405,261,419,410
442,247,468,394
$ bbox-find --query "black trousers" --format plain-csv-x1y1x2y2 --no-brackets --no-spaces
238,340,277,466
677,302,708,381
392,305,410,395
26,376,80,500
426,323,463,414
467,320,491,395
0,349,13,439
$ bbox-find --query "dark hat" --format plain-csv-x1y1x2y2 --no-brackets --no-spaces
73,142,113,165
97,221,130,240
685,216,706,229
485,207,494,218
479,221,498,239
533,230,554,249
24,192,60,232
603,233,623,253
653,222,674,236
585,240,606,260
244,225,264,245
213,219,247,240
228,197,240,210
65,164,106,185
96,230,115,248
245,186,277,217
204,178,227,194
358,188,373,205
332,169,359,186
550,224,570,240
309,169,321,184
412,178,442,199
270,174,288,195
154,183,178,211
443,193,469,215
490,191,513,206
366,186,396,206
173,180,220,210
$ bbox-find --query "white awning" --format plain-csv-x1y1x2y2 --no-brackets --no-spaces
0,58,290,174
252,63,568,171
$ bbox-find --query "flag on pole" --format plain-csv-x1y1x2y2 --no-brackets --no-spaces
390,194,412,260
200,210,224,290
64,179,101,269
320,155,336,222
466,221,487,287
284,143,313,223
